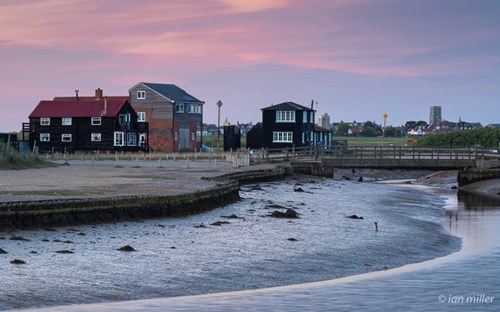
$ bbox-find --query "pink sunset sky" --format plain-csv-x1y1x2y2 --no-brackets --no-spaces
1,0,499,132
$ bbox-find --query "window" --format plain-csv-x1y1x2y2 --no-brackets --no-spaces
139,133,147,146
176,103,184,113
137,91,146,99
273,131,293,143
127,133,137,146
40,133,50,142
276,111,296,122
91,117,101,125
114,132,124,146
91,133,101,142
186,104,193,113
303,111,308,123
61,134,72,142
41,118,50,126
193,104,202,113
62,118,72,126
137,112,146,122
119,114,130,124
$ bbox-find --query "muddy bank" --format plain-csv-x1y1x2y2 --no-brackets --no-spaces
415,170,500,201
0,164,290,229
332,168,433,182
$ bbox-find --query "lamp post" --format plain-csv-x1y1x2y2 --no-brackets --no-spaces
382,113,388,146
216,100,223,142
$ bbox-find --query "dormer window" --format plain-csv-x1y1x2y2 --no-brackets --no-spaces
137,91,146,99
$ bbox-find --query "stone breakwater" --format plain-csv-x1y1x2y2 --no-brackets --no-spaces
0,166,289,230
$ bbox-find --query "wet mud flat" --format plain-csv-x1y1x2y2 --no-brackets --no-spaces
1,176,460,310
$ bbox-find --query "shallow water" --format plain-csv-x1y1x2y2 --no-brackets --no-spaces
0,177,461,310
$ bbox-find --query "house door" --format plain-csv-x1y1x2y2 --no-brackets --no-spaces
179,128,190,150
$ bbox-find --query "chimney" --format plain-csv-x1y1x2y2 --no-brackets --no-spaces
95,88,103,99
75,89,79,100
103,96,107,115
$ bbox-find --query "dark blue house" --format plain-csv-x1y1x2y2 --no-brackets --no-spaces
261,102,316,148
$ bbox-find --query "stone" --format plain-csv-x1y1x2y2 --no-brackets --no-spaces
270,208,299,219
117,245,136,252
347,214,364,220
10,259,26,264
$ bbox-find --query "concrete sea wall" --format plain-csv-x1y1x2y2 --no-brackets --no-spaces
0,166,290,230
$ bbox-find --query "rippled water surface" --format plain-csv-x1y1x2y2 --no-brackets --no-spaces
0,177,461,310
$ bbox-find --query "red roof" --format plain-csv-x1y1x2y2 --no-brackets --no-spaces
29,98,128,118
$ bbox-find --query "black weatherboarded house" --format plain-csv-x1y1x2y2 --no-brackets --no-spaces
29,98,146,153
261,102,315,149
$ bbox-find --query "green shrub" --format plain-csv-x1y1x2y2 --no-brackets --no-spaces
414,128,500,148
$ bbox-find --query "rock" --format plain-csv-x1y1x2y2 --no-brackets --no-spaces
194,223,207,228
347,214,364,220
117,245,136,252
170,246,176,249
41,239,50,242
358,176,363,182
55,250,74,254
63,240,74,244
43,228,57,232
10,259,26,264
0,248,8,254
287,237,298,241
210,221,230,226
294,187,305,192
270,208,300,219
77,232,86,236
222,214,240,219
157,224,166,228
10,235,30,242
30,251,38,254
267,204,285,209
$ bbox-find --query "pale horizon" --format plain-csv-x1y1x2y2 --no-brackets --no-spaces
1,0,499,132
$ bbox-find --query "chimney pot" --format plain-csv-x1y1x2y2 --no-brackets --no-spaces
95,88,103,99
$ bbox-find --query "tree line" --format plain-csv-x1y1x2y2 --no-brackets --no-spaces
414,128,500,148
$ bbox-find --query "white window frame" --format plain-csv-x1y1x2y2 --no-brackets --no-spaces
41,118,50,126
114,132,125,146
273,131,293,143
176,103,184,113
137,112,146,122
91,133,101,142
91,117,101,126
61,134,72,142
40,133,50,142
193,104,202,113
276,111,296,123
137,91,146,99
62,117,72,126
127,133,137,146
